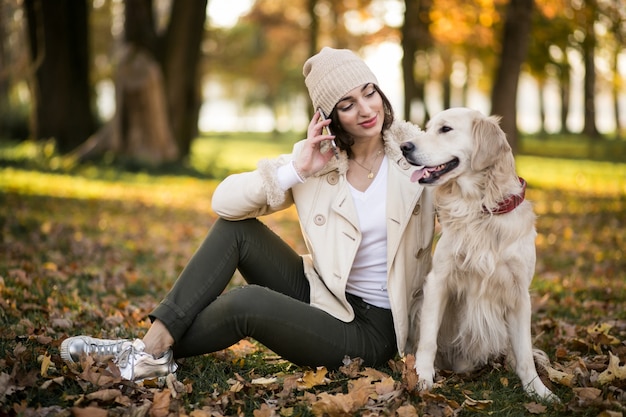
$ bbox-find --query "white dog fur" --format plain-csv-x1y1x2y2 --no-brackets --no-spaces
401,107,557,401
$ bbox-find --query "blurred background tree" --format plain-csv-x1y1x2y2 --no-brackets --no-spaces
0,0,624,165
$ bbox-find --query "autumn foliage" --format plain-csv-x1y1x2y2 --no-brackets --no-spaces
0,142,625,416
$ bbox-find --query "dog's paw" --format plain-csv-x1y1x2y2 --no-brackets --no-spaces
414,364,435,391
526,380,560,403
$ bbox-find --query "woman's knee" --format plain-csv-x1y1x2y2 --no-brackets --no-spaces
215,285,272,316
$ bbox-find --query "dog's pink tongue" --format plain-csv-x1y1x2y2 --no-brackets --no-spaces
410,168,426,183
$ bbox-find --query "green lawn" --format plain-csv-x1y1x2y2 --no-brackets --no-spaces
0,134,625,416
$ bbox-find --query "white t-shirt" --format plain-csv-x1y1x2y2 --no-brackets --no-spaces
345,156,390,308
276,157,390,309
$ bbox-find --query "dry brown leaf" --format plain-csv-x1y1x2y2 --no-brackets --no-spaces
189,410,213,417
347,377,376,406
395,404,419,417
253,403,277,417
85,388,122,402
360,367,389,382
572,387,602,401
374,376,396,396
462,393,492,411
401,355,419,392
150,388,171,417
311,392,355,417
596,411,623,417
70,406,108,417
597,351,626,385
523,401,548,414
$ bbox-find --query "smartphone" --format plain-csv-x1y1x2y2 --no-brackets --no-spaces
317,108,339,160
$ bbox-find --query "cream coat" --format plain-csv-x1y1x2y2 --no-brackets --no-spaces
211,120,435,356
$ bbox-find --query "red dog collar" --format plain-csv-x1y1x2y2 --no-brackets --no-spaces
483,177,527,215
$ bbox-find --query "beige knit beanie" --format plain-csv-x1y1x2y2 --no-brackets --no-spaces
303,47,379,116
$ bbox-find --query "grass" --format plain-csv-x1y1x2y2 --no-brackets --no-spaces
0,132,625,416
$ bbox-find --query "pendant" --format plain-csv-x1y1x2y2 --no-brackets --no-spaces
367,172,374,179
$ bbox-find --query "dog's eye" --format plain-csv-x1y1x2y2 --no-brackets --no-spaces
439,125,452,133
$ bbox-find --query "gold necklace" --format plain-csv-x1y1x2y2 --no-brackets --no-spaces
351,149,383,179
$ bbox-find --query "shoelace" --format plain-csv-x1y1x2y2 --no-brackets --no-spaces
115,339,147,380
85,340,129,356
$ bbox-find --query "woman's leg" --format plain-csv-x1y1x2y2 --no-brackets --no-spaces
149,218,310,344
150,217,396,368
173,288,397,368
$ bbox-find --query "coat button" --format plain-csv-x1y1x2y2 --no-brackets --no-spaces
314,214,326,225
327,172,339,185
398,159,411,170
412,204,421,215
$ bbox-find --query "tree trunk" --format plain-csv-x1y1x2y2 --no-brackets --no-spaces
401,0,432,124
559,64,570,134
24,0,95,152
73,0,194,165
490,0,534,153
161,0,208,158
613,48,623,139
582,1,599,138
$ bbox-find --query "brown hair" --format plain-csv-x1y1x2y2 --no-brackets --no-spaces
328,85,394,158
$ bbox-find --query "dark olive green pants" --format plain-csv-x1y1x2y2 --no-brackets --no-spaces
149,218,396,368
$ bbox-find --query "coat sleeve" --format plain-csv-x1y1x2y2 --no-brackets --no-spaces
211,149,299,220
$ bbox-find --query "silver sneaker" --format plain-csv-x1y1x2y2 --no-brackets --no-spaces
60,335,132,365
60,336,178,382
115,339,178,381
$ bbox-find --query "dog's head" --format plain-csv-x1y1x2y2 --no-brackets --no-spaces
400,107,511,185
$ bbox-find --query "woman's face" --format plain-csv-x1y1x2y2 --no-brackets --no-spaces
335,83,384,141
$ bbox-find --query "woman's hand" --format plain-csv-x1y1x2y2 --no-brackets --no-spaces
294,110,336,178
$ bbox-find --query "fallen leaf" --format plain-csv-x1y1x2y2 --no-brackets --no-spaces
85,388,122,402
401,355,419,392
40,354,52,377
546,365,575,387
462,393,492,411
597,351,626,385
253,403,277,417
395,404,419,417
524,401,547,414
70,406,108,417
572,387,602,401
298,367,328,389
150,388,171,417
311,392,355,417
252,377,278,385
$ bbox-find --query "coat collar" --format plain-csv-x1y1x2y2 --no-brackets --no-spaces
312,120,421,178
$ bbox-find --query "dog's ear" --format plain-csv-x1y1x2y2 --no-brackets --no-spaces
470,115,511,171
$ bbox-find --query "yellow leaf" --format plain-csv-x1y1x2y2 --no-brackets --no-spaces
597,352,626,385
230,381,244,392
40,354,52,377
462,393,492,411
500,377,509,387
298,367,328,389
546,365,575,387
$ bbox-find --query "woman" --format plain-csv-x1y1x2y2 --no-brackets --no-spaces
61,47,435,382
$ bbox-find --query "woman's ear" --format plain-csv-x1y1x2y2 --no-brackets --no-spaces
470,115,511,171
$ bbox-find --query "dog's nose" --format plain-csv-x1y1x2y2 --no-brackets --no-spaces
400,141,415,155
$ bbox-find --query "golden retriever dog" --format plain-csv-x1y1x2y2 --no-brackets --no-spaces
400,107,557,401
